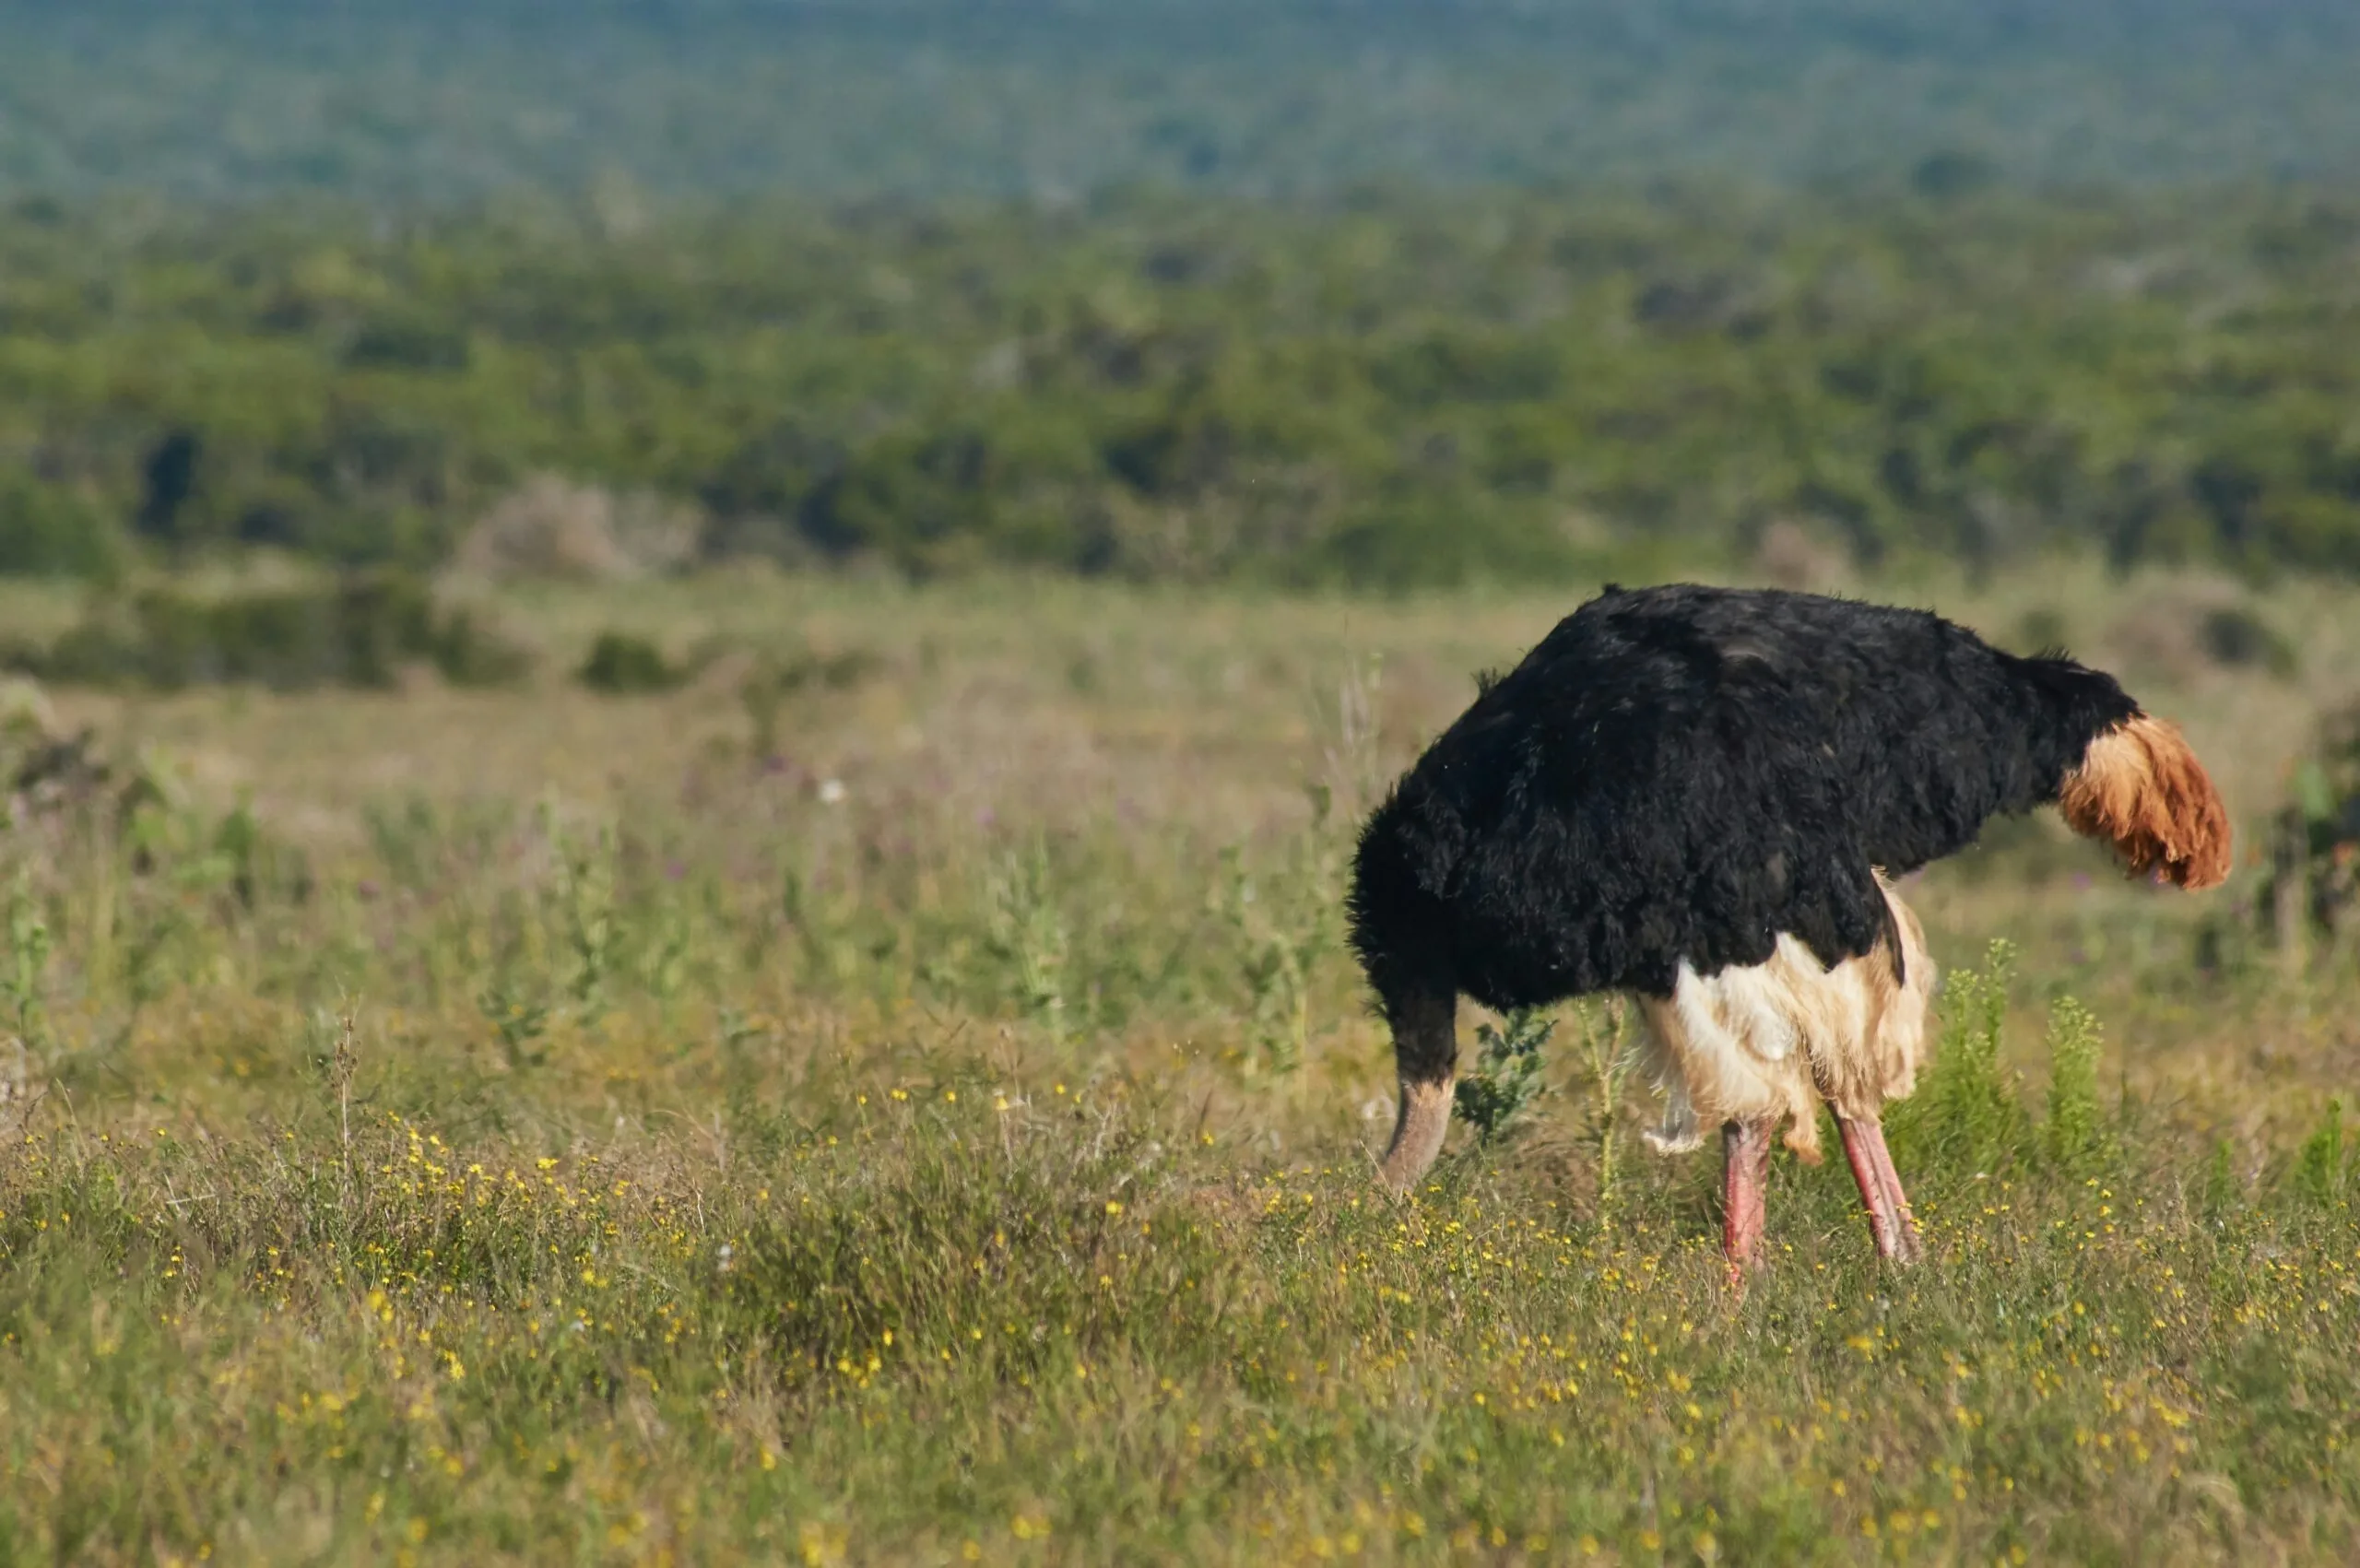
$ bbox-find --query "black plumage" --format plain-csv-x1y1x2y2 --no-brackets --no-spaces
1348,583,2140,1018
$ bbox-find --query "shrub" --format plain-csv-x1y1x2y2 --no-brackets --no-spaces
430,606,537,688
2106,591,2296,683
14,573,530,691
577,631,686,694
739,645,882,756
2249,700,2360,959
2197,606,2297,677
457,477,702,583
0,471,123,580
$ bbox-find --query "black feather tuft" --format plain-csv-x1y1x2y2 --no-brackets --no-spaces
1347,584,2140,1016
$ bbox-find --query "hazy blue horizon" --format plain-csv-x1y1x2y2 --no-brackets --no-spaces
3,0,2355,206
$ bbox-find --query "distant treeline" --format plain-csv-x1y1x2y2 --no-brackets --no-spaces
4,187,2360,586
7,0,2360,201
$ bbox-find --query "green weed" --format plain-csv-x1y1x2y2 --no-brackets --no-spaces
1455,1008,1553,1145
2042,995,2110,1175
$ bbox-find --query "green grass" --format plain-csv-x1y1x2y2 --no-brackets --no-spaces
1,567,2355,1563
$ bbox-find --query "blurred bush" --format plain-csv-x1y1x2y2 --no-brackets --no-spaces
0,472,123,581
2198,607,2298,678
456,477,703,583
739,646,882,756
2208,702,2360,974
2105,591,2301,684
3,574,531,692
577,631,687,695
0,676,173,828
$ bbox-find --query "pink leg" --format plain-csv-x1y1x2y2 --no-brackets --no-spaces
1722,1120,1773,1271
1836,1116,1924,1265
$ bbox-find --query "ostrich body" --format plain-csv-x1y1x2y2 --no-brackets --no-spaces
1347,584,2231,1265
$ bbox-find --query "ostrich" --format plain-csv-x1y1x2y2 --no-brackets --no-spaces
1347,584,2231,1266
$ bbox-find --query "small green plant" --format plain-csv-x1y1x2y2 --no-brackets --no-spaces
545,809,619,1020
304,1008,361,1201
2290,1098,2347,1208
2201,1136,2243,1219
638,897,697,1013
1221,845,1318,1077
3,870,52,1049
478,982,552,1071
1575,996,1632,1224
1217,789,1349,1078
1899,938,2026,1173
1455,1006,1553,1145
2043,994,2108,1173
985,840,1069,1038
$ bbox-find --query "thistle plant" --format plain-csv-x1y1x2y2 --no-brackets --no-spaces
1456,1006,1553,1143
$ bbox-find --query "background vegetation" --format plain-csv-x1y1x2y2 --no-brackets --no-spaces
3,0,2360,590
6,188,2360,588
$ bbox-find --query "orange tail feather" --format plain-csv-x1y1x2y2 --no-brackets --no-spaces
2057,715,2233,891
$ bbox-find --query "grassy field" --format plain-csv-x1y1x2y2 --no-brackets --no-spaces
0,561,2354,1565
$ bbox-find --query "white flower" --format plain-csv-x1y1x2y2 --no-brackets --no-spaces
818,778,847,806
